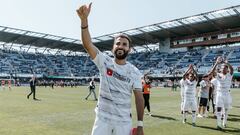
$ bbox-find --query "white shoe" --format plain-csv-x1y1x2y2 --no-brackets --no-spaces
145,112,152,116
197,114,203,118
203,113,208,118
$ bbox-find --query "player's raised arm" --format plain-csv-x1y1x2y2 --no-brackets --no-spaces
183,64,193,80
76,3,98,59
191,66,199,82
224,60,234,75
209,56,222,74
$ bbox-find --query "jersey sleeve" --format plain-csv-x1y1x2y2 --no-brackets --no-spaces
133,69,142,91
92,50,105,68
200,80,206,88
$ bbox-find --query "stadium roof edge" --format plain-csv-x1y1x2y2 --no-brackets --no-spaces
0,5,240,52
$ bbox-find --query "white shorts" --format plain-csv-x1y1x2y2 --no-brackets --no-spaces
181,97,184,111
91,116,132,135
181,101,184,111
213,94,216,104
216,92,232,109
183,98,197,111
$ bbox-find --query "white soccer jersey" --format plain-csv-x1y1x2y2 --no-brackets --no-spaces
216,73,232,92
180,79,185,111
183,79,197,99
211,78,219,95
215,73,232,109
92,50,142,123
180,79,184,99
182,79,197,111
199,80,209,98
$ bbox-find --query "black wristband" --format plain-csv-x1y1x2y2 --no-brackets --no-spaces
81,25,88,29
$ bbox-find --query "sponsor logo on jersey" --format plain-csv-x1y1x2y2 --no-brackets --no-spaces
106,68,131,83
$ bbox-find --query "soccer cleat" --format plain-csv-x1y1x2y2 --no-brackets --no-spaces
182,119,187,124
192,123,196,127
223,124,226,128
197,114,203,118
217,125,223,130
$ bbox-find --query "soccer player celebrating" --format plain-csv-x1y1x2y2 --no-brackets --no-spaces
77,3,144,135
179,78,185,114
182,64,198,126
209,57,233,129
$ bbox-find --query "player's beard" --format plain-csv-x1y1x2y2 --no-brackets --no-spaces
114,49,128,60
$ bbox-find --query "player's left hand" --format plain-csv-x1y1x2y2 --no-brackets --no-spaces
137,127,144,135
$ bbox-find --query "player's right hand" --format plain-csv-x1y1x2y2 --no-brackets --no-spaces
216,56,222,64
76,3,92,20
136,127,144,135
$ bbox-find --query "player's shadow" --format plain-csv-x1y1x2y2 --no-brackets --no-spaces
151,114,177,121
229,114,240,118
34,99,41,101
232,106,240,109
194,124,240,133
208,115,240,122
227,117,240,122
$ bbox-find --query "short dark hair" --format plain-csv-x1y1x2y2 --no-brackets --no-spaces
203,74,208,78
114,34,132,46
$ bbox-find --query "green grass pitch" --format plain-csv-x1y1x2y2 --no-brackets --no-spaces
0,86,239,135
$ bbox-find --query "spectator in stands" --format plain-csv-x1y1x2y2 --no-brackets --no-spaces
85,78,97,101
77,3,144,135
27,76,38,100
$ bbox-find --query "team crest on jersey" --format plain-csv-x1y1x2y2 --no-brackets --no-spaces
107,68,113,76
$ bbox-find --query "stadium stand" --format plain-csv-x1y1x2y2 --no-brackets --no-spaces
0,44,239,80
0,5,239,84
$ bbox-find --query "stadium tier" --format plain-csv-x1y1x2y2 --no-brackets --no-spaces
0,44,239,79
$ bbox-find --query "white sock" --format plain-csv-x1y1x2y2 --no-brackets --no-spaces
216,111,222,127
223,109,228,126
192,112,196,123
183,112,187,121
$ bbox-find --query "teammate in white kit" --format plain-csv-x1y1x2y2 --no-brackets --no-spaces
209,57,233,130
77,3,144,135
179,78,185,114
198,75,210,118
210,72,219,116
182,64,198,126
